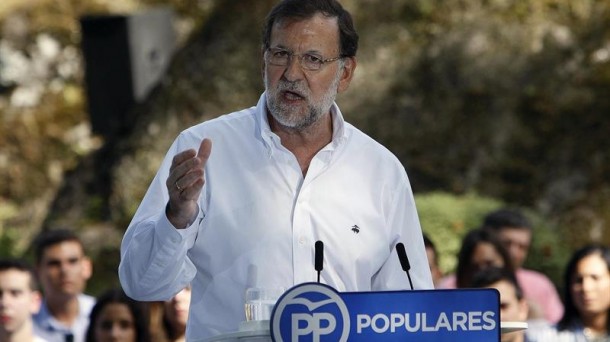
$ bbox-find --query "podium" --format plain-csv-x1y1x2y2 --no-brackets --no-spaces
202,283,526,342
202,323,526,342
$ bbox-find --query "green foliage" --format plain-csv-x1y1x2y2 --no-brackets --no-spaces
88,246,121,297
415,192,502,273
415,191,570,290
0,233,18,258
524,212,570,291
0,201,19,258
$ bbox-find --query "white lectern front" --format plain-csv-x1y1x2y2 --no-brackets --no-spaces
202,321,527,342
202,320,271,342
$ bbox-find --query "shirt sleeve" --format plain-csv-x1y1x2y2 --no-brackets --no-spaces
371,178,434,291
118,135,202,301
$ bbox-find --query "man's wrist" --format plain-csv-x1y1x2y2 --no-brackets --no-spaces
166,202,199,229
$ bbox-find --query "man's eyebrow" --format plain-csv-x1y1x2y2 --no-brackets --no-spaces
270,44,324,55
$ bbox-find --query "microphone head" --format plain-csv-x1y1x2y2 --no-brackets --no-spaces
315,240,324,271
396,242,411,272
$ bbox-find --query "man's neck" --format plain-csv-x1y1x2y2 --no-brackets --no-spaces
1,320,36,342
269,112,333,176
46,295,81,325
502,331,525,342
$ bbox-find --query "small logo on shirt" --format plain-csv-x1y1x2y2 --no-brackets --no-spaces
351,225,360,234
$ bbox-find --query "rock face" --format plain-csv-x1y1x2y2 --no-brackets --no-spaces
1,0,609,278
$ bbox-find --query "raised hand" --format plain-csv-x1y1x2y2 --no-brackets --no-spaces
166,138,212,228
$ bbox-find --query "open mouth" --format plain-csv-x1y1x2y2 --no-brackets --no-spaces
284,90,305,100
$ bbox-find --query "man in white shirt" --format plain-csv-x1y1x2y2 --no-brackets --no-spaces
119,0,433,340
32,229,95,342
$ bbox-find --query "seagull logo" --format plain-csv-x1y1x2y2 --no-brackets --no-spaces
289,297,336,311
351,225,360,234
271,283,350,342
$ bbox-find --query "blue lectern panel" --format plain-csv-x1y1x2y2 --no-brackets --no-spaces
271,283,500,342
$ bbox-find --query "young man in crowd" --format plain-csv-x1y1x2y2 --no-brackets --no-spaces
482,208,563,323
0,258,46,342
32,229,95,342
471,267,530,342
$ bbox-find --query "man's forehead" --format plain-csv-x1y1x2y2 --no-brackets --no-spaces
0,269,32,284
271,14,339,37
42,241,85,258
491,280,517,297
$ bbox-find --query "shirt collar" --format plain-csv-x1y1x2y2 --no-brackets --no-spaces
256,92,348,153
36,294,92,331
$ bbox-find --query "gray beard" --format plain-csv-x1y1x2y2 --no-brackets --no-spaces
264,71,341,130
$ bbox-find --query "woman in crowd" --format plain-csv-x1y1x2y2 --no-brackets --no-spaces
85,288,151,342
528,244,609,341
150,286,191,342
439,228,513,289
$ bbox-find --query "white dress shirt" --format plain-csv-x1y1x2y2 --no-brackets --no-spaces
119,93,433,341
32,294,95,342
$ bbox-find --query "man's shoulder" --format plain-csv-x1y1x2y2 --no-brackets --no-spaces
190,106,258,132
79,293,96,313
32,300,50,322
344,122,403,165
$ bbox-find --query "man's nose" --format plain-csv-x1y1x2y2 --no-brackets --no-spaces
282,55,305,81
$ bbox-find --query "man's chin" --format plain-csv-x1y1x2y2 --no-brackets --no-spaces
270,109,307,128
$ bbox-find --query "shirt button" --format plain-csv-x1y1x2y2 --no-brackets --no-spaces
298,236,306,245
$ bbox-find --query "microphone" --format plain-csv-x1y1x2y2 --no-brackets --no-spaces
396,242,414,290
315,240,324,283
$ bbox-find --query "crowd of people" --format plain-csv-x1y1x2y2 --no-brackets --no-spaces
0,229,190,342
427,208,610,342
1,210,607,342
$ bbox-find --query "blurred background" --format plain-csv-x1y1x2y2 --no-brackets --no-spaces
1,0,609,295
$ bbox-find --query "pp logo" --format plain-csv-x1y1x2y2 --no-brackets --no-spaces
271,283,350,342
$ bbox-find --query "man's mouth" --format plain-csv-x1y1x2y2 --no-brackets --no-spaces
282,90,304,101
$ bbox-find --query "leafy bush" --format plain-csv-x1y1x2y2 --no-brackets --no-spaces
415,191,569,289
415,192,502,273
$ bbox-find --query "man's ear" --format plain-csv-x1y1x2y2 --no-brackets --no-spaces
337,56,357,93
82,256,93,280
30,290,43,314
518,298,529,321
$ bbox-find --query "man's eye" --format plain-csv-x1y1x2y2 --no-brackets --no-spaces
303,54,322,64
273,50,290,58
